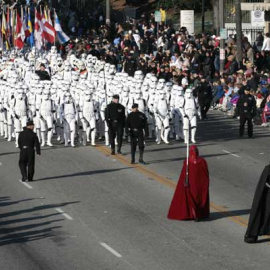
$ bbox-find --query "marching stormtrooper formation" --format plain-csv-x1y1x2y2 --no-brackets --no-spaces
0,46,200,148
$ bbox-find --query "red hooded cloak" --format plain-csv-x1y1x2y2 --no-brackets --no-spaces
168,145,210,220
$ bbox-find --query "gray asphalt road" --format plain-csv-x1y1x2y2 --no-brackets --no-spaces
1,110,270,270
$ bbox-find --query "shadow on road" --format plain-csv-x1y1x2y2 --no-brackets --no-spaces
35,167,130,181
209,208,251,221
0,198,80,246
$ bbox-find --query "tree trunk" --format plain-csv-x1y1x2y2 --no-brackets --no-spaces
211,0,219,34
235,0,243,66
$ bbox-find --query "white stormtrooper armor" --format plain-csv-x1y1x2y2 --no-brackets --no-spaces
61,92,76,147
40,89,55,147
171,85,185,141
80,90,98,146
154,90,170,144
34,84,43,142
13,88,28,147
183,87,199,144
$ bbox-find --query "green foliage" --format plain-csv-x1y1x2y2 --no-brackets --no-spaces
156,0,212,12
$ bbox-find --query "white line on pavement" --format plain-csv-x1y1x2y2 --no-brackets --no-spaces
19,180,33,189
100,242,122,258
0,162,2,166
55,208,73,220
222,150,241,158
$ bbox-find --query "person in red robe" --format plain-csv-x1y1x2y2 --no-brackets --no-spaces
168,145,210,221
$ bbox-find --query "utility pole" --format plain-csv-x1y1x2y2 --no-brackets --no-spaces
202,0,205,33
235,0,243,66
219,0,225,74
106,0,110,25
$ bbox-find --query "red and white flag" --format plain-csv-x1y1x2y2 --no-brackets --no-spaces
35,11,55,44
15,13,25,49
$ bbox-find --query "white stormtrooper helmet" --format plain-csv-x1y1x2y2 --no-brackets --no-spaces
57,57,63,67
64,92,73,102
158,90,166,100
135,89,142,100
51,46,57,54
71,71,80,82
122,86,129,97
16,88,25,100
109,65,116,75
185,87,194,99
43,89,50,100
84,90,92,102
176,86,184,96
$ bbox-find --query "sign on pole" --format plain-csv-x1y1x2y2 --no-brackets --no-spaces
180,10,194,34
251,10,265,27
220,28,227,40
155,11,162,22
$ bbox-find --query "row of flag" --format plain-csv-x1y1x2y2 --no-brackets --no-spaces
0,7,70,50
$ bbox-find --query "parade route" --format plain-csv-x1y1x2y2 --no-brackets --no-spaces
1,111,270,270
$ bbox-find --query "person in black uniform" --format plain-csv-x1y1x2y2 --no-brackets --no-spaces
35,63,50,81
237,88,257,138
126,103,147,164
105,95,126,155
197,77,213,120
18,121,41,182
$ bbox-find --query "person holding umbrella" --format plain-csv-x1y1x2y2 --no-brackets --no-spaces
167,145,210,221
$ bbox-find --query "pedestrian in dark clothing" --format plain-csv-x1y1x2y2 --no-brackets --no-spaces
124,55,136,76
35,64,50,81
245,164,270,243
197,78,213,120
105,95,126,155
18,121,41,182
237,88,257,137
126,103,148,165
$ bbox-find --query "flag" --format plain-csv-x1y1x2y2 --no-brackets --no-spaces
54,11,70,44
35,11,55,43
21,8,30,38
27,9,34,47
2,10,6,35
35,9,43,50
15,13,25,48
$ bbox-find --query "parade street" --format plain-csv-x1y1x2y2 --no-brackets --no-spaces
1,110,270,270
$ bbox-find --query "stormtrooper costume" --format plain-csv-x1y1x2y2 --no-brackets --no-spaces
61,92,77,147
183,87,199,144
13,88,28,147
154,90,170,144
80,90,98,146
40,89,55,147
171,85,185,141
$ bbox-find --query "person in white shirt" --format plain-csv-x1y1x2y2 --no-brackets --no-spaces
261,33,270,51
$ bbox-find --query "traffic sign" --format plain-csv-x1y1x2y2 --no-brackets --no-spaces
155,11,162,22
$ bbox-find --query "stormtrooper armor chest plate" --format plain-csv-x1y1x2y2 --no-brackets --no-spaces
83,101,95,118
40,100,52,117
157,99,168,118
64,103,75,117
184,99,196,120
15,99,27,116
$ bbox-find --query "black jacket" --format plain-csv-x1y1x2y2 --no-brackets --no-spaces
35,70,50,81
125,111,148,136
245,165,270,237
105,102,126,127
18,128,41,155
237,94,257,117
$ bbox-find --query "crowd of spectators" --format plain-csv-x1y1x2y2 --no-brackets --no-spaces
58,6,270,126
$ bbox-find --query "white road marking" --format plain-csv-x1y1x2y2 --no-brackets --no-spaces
222,150,241,158
19,180,33,189
0,162,2,166
55,208,73,220
100,242,122,258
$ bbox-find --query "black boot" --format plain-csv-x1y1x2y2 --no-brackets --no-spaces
111,148,115,155
139,149,146,165
244,235,258,244
117,148,122,154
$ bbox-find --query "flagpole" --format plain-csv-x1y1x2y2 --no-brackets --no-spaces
54,8,56,47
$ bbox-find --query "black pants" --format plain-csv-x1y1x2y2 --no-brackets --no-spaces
19,149,35,181
199,99,211,120
239,115,253,137
131,134,144,160
109,124,123,150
